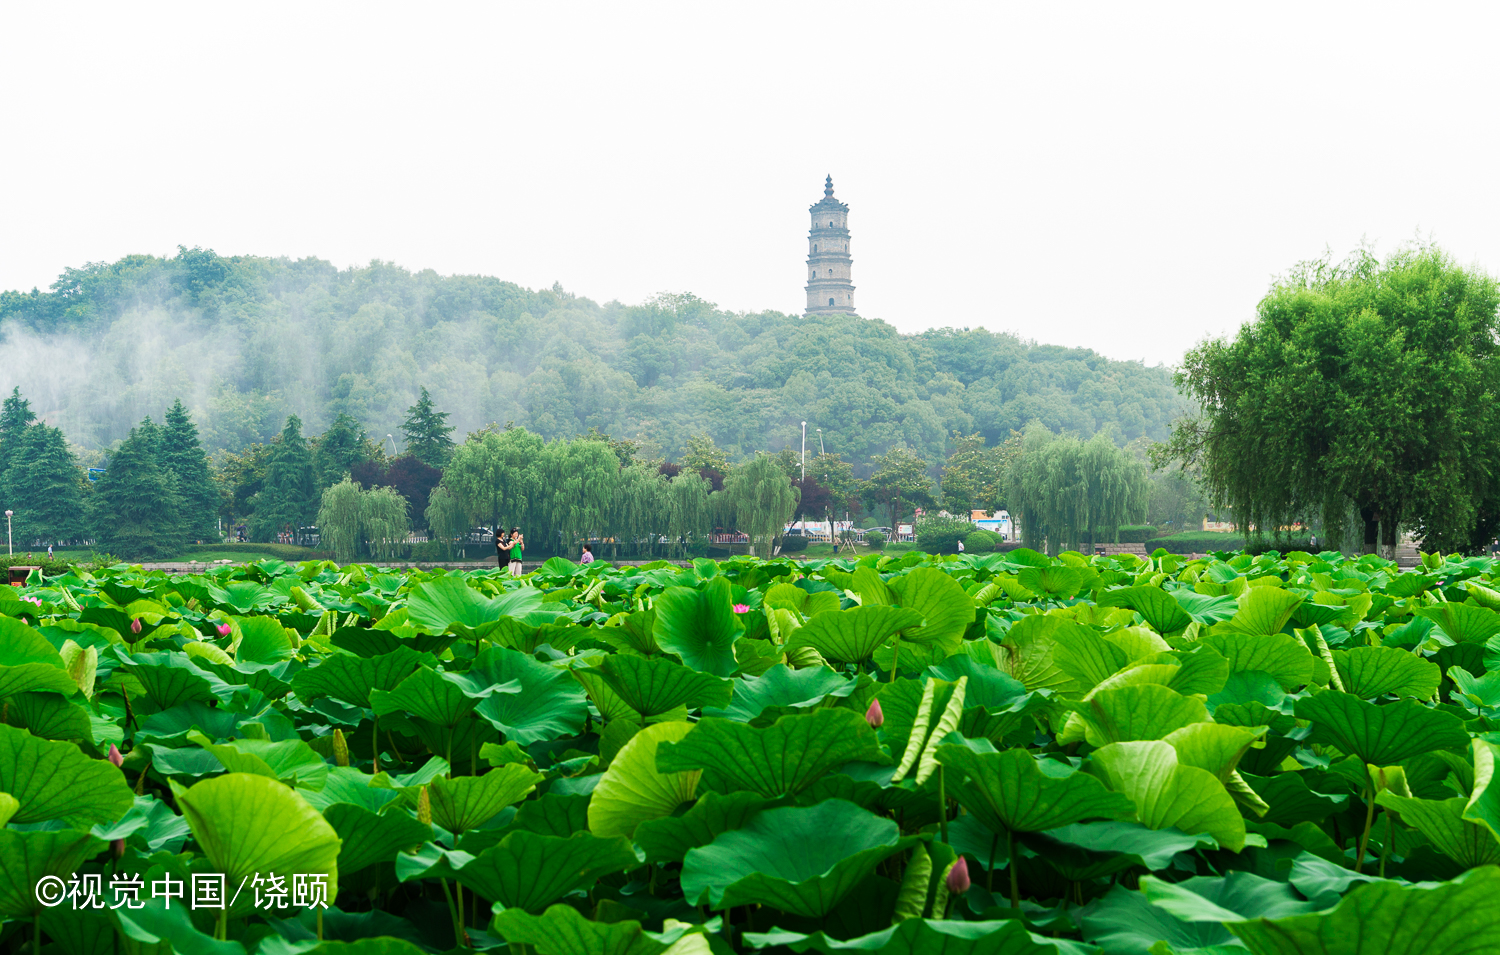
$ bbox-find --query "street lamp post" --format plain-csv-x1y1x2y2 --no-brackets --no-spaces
800,422,806,481
4,510,11,556
386,434,397,457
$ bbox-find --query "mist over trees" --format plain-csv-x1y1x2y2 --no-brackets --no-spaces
0,248,1186,463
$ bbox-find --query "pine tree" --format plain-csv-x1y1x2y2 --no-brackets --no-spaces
250,415,317,543
0,387,38,497
401,388,456,468
90,419,184,559
160,399,220,542
314,413,371,490
3,425,86,544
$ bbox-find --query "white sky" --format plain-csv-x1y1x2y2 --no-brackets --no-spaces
4,3,1499,367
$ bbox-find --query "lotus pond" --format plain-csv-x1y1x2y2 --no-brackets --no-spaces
4,547,1500,955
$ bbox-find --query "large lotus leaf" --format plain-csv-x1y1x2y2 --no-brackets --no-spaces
1051,624,1133,690
1296,691,1469,766
653,577,741,676
469,647,589,744
745,918,1082,954
1331,646,1440,700
453,830,638,912
590,721,700,838
290,646,430,708
849,565,894,605
123,651,235,708
0,616,77,697
429,764,543,833
1228,865,1500,954
173,772,341,917
1220,587,1304,635
1089,740,1246,852
1017,565,1087,599
680,800,918,917
0,723,132,825
1467,740,1500,840
592,654,733,720
8,691,93,741
190,735,329,789
633,790,777,864
1241,772,1349,827
1414,602,1500,645
1084,872,1315,955
784,605,924,665
1024,821,1220,879
1172,590,1241,625
493,903,713,955
1199,632,1314,689
995,614,1077,693
764,582,842,619
937,745,1133,834
1098,586,1193,634
405,575,542,634
1162,723,1266,783
324,802,433,874
888,567,975,652
0,829,105,919
0,794,16,828
1065,684,1209,746
656,708,885,798
574,668,645,724
1376,793,1500,868
704,664,860,721
235,615,298,664
370,665,488,726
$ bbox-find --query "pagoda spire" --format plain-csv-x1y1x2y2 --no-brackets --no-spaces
805,177,855,316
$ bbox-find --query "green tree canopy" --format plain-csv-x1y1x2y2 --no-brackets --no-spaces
250,416,317,543
314,413,373,490
160,399,220,541
402,387,456,468
938,431,1016,515
1007,425,1148,554
860,447,932,529
91,419,183,559
3,424,86,544
1157,246,1500,555
722,453,799,556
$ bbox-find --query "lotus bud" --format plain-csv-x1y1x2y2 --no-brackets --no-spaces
865,698,885,729
130,618,142,634
216,622,231,637
107,743,125,768
333,729,350,767
945,856,970,895
732,604,750,613
417,785,431,826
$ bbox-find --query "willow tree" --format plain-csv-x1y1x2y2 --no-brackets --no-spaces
1006,425,1148,555
425,484,471,560
668,471,714,557
608,463,669,559
542,438,619,554
722,453,798,556
444,427,543,532
363,486,410,561
317,478,364,563
1157,246,1500,555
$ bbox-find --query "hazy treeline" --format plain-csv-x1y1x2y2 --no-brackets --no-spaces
0,248,1188,467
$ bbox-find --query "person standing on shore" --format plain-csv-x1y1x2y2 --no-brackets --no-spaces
508,527,525,577
495,527,510,571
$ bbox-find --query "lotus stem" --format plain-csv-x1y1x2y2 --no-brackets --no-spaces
988,832,998,893
889,635,900,682
938,766,949,844
1381,812,1393,879
1355,780,1376,873
1008,829,1020,911
372,714,380,774
439,878,463,949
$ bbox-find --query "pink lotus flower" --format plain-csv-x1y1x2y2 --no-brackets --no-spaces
946,856,970,895
216,622,232,636
107,743,124,768
732,604,750,614
865,699,884,729
130,618,142,634
21,596,40,606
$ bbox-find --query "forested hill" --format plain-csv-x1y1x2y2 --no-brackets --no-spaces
0,248,1187,466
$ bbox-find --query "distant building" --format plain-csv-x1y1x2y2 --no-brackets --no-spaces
805,175,856,315
972,510,1015,540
